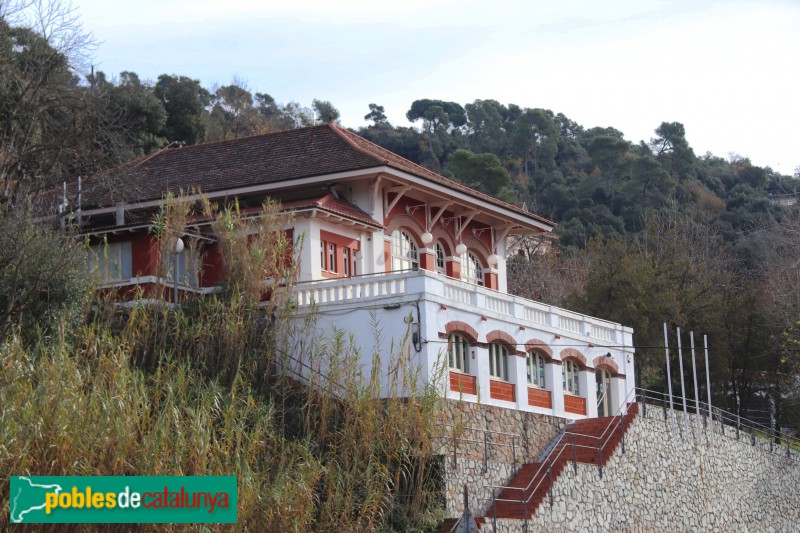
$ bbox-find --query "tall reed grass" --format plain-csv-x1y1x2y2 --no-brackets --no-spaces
0,195,447,531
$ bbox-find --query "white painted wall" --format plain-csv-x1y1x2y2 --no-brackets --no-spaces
293,216,314,282
547,363,566,416
579,370,598,418
288,209,635,420
495,237,508,293
290,270,636,420
349,178,382,221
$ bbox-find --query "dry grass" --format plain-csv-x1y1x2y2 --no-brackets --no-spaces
0,195,447,531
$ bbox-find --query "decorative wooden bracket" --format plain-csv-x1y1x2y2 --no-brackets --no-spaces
384,185,411,215
492,225,515,252
454,211,479,240
370,175,383,215
428,202,452,229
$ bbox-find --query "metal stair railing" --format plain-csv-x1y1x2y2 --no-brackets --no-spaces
482,387,638,532
458,387,797,531
439,424,521,472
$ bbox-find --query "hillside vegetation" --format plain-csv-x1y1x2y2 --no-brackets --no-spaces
1,1,799,518
0,198,445,531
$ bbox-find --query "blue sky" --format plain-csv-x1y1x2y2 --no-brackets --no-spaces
44,1,800,174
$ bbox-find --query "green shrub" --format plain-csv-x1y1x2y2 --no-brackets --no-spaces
0,206,90,342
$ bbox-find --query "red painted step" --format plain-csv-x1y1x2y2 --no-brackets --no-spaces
479,404,639,522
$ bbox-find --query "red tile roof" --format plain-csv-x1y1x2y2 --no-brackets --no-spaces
45,124,554,228
332,127,554,226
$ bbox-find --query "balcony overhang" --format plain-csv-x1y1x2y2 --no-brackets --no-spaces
375,166,555,235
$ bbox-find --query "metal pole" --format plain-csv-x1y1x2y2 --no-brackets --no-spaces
492,488,497,533
512,436,517,469
770,396,776,453
704,335,713,440
676,327,689,437
641,390,647,418
173,253,178,305
524,496,529,533
736,395,741,440
573,433,578,474
664,323,676,433
462,484,469,528
690,332,701,436
172,238,184,306
597,446,603,478
483,432,488,473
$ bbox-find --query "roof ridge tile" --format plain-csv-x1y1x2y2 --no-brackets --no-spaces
41,125,554,230
328,123,389,165
334,125,555,226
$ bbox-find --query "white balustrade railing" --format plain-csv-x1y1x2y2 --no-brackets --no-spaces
444,283,474,306
295,275,406,306
591,324,614,342
294,271,626,345
524,306,548,325
485,294,511,315
559,316,583,335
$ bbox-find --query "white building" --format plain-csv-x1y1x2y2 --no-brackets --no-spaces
53,124,635,420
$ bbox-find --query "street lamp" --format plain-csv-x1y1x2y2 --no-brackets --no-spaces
173,237,184,305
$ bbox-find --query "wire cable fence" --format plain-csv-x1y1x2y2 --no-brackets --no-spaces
636,388,799,461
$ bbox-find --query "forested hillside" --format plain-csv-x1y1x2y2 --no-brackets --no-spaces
5,14,797,247
2,1,799,435
360,103,799,247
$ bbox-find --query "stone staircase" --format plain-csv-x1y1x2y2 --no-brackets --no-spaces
440,403,638,531
489,403,638,522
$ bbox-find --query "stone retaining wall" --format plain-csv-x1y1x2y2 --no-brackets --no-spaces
490,405,800,532
444,457,514,516
438,400,568,515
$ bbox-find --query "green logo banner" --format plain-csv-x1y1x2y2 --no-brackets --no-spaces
9,476,237,524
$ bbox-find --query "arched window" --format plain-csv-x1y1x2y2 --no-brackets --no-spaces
391,230,418,271
448,333,470,373
435,242,446,274
460,251,483,286
562,360,581,395
489,343,509,381
596,369,612,417
527,351,546,388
